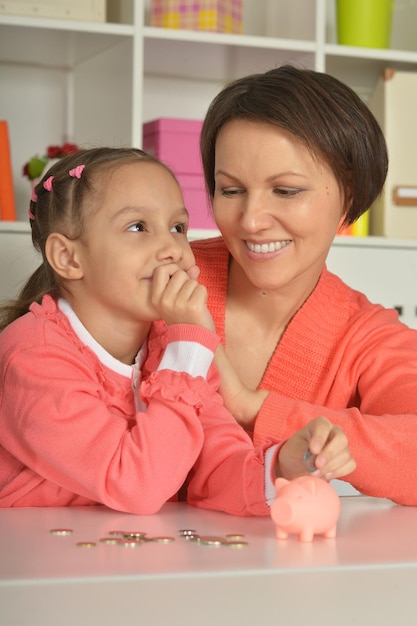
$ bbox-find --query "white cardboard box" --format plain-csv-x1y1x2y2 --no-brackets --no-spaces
0,0,106,22
368,68,417,238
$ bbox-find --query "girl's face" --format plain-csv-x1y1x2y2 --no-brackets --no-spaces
213,119,345,294
71,161,195,328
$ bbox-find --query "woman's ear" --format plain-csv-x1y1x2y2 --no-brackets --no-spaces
45,233,84,280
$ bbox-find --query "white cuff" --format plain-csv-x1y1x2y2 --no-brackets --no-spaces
157,341,214,379
264,444,280,506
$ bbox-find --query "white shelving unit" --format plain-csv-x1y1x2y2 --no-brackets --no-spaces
1,0,417,220
1,0,417,321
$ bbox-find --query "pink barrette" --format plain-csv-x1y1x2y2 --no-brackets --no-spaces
31,189,38,202
28,208,35,221
43,175,54,192
69,164,85,179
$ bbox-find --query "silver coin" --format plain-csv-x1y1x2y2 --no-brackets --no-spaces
304,449,317,473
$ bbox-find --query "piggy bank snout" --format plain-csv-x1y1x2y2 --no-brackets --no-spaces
272,499,293,525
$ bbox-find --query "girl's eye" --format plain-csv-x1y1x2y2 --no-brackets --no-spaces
171,223,187,234
127,222,146,232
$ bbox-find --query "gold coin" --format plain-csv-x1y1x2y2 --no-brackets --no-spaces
146,536,175,543
108,530,127,536
118,539,142,547
99,537,120,544
76,541,96,548
199,536,226,546
225,540,248,548
123,532,147,540
225,533,245,540
49,528,73,535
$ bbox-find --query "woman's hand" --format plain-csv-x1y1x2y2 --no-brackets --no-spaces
276,416,356,481
213,345,268,429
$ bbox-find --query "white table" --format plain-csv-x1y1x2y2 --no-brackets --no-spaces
1,497,416,625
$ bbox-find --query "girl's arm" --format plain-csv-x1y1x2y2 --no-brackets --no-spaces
0,324,219,514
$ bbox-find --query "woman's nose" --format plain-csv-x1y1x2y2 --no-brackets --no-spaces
240,193,275,232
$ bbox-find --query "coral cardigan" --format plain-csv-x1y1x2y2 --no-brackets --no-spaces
0,295,279,515
192,237,417,506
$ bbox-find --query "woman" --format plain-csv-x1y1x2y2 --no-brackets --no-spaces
191,64,417,505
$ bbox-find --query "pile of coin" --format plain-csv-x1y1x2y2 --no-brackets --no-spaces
49,527,248,548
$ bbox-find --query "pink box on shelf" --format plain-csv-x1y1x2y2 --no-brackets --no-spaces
143,118,203,175
150,0,243,34
143,118,216,230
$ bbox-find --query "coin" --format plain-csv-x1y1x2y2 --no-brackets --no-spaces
225,540,248,548
146,536,175,543
108,530,127,536
99,537,120,544
76,541,96,548
123,532,147,540
49,528,73,535
199,536,226,546
225,533,245,540
183,534,200,542
178,529,198,536
118,538,142,547
304,449,317,473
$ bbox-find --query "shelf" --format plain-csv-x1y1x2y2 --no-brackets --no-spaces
0,18,133,68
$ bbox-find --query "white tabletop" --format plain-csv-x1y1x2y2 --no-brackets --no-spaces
1,496,416,625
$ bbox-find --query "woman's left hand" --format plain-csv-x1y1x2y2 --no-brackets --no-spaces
276,416,356,481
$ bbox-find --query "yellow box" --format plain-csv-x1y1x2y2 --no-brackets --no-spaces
0,0,106,22
150,0,243,34
368,68,417,238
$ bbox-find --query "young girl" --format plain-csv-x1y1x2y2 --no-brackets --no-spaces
0,147,355,515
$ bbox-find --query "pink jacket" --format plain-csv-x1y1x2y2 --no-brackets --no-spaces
0,295,278,515
192,236,417,506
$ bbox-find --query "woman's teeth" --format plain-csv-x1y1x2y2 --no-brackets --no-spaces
246,240,290,253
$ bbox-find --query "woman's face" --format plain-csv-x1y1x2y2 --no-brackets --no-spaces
213,119,345,293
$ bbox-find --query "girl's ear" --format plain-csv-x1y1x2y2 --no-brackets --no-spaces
45,233,84,280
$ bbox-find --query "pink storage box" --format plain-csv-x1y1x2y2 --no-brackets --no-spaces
143,118,216,230
143,118,203,175
177,174,216,230
150,0,243,34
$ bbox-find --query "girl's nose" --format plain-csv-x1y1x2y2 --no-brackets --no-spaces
156,233,183,262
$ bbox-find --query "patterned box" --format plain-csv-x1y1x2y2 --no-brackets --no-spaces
143,118,216,230
150,0,243,34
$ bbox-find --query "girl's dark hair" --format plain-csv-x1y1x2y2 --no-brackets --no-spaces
0,147,173,331
200,64,388,225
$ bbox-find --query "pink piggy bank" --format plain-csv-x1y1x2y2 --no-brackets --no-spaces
270,476,341,542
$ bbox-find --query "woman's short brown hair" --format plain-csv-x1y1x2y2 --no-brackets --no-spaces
200,64,388,225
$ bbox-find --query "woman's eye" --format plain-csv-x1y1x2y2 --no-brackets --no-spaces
127,222,146,232
274,187,302,197
171,223,187,234
221,188,243,196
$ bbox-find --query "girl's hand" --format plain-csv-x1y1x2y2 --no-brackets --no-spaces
276,416,356,481
151,263,215,331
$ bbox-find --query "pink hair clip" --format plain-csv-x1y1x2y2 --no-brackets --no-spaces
31,189,38,202
43,175,54,192
69,164,85,179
